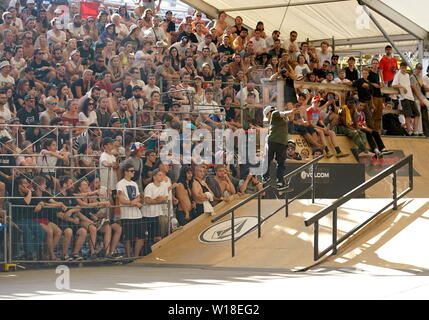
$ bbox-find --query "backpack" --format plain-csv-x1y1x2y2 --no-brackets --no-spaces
382,113,407,136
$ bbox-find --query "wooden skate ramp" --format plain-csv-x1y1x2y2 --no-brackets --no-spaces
290,135,428,198
138,198,405,271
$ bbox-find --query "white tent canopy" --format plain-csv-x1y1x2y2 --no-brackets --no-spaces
182,0,428,54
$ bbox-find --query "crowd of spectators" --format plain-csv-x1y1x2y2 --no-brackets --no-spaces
0,1,427,262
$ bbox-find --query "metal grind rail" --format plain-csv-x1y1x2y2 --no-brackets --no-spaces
211,155,324,257
304,155,413,261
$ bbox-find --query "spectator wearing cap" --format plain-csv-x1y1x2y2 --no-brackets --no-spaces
17,94,38,126
197,33,218,55
30,48,56,83
89,55,108,81
0,11,18,37
83,16,99,42
0,60,14,88
100,137,119,194
47,18,66,47
121,24,141,52
128,84,145,122
96,10,110,35
67,14,85,40
169,35,191,58
79,35,96,63
122,142,146,192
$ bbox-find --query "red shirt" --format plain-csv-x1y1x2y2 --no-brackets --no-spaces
306,106,322,125
379,56,398,82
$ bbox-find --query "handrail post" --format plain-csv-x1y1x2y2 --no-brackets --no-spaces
311,163,315,204
314,221,319,261
409,156,413,191
285,182,289,218
258,194,261,238
231,210,235,257
8,202,11,264
332,209,338,255
392,171,398,210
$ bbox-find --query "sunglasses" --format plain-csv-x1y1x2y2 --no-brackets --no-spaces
127,169,135,172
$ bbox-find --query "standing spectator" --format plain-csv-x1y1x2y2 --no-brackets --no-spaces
379,45,398,87
346,57,359,82
410,63,429,136
100,137,119,196
353,68,375,130
142,168,169,244
116,162,144,258
368,58,385,133
392,62,421,135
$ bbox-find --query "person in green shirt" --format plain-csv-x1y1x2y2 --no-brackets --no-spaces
262,106,299,187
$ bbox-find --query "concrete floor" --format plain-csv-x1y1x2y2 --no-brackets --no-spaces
2,264,429,300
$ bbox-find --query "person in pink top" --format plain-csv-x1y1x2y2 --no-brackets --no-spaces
379,45,398,87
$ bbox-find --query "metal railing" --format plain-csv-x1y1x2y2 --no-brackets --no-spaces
211,155,324,257
304,155,413,261
1,201,172,266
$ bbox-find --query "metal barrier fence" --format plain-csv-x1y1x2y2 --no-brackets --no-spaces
1,202,176,265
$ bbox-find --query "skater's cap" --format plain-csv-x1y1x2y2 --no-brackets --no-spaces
263,106,275,118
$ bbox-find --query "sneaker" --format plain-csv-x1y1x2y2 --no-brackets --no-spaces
72,255,84,261
106,253,123,260
261,177,271,185
325,150,334,158
335,152,349,158
63,255,73,262
381,149,394,155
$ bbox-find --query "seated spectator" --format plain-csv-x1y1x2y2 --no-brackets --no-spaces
207,165,237,203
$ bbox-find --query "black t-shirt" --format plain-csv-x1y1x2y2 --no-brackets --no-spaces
165,20,176,33
353,78,374,102
368,71,382,97
11,196,33,220
89,64,107,81
218,44,234,56
0,154,15,178
30,59,51,80
142,163,156,187
17,107,38,125
314,68,327,80
71,79,95,97
346,68,359,81
49,76,71,88
78,47,95,62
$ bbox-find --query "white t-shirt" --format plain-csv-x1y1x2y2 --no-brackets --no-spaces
116,179,143,219
142,182,169,218
422,74,429,99
79,111,98,126
392,71,414,101
195,100,219,114
47,29,67,46
318,50,332,64
0,106,11,121
295,64,311,79
143,85,160,99
100,152,117,190
197,42,218,54
250,37,267,53
67,23,85,39
0,74,15,87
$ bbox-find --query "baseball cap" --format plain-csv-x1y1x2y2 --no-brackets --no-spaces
312,96,321,103
130,142,145,152
263,106,276,118
287,139,296,146
132,85,143,91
